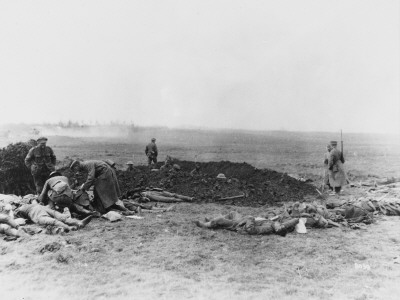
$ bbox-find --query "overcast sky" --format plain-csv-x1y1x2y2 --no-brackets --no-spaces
0,0,399,134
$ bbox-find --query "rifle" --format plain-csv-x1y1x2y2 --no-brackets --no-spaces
340,129,345,163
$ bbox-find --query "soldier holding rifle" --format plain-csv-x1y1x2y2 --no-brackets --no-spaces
328,137,347,194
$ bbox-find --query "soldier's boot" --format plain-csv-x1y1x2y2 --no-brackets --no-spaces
64,215,93,229
71,204,97,217
78,215,93,229
195,220,212,228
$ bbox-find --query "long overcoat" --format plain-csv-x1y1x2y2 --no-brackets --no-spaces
81,160,121,213
328,148,347,188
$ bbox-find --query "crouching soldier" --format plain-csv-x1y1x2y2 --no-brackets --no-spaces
25,137,56,194
38,171,99,217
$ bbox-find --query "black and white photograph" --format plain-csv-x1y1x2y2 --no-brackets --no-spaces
0,1,399,299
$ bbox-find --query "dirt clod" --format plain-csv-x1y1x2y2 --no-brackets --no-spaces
56,252,73,264
39,242,62,254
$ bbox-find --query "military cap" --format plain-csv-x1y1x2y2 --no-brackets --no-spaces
217,173,226,179
37,136,48,142
151,138,156,141
330,141,338,146
104,159,116,167
126,161,134,165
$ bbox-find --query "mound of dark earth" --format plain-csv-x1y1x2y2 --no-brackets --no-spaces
117,160,317,207
0,138,316,207
0,140,37,195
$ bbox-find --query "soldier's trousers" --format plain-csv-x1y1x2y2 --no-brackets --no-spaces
32,169,51,194
147,156,157,165
36,213,81,230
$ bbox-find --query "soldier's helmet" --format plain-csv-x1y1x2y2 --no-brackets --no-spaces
37,136,48,142
151,138,156,142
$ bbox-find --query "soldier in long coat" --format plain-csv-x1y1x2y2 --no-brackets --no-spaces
24,137,56,194
323,144,333,191
70,160,121,214
328,141,347,194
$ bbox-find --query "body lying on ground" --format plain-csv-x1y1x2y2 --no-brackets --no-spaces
15,204,92,233
141,190,193,203
290,202,374,228
121,199,175,213
195,211,299,236
0,213,21,237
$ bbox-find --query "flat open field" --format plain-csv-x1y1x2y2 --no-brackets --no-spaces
1,128,400,300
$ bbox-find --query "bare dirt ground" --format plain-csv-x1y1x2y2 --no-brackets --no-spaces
1,129,400,299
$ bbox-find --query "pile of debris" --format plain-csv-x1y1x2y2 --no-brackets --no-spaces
0,140,36,195
117,158,317,207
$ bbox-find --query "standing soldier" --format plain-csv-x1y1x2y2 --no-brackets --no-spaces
323,144,333,192
145,138,158,167
328,140,347,194
25,137,56,194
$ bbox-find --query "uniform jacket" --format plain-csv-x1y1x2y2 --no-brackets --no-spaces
38,176,73,204
80,160,110,191
145,142,158,158
328,148,345,171
25,145,56,173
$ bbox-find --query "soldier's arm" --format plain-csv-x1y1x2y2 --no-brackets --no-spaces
154,145,158,156
145,145,148,155
82,164,95,191
24,148,34,168
328,151,335,170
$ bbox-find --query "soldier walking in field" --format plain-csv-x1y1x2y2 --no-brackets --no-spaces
328,140,347,194
145,138,158,167
25,137,56,194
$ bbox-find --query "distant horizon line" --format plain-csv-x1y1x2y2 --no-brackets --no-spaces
0,121,398,136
